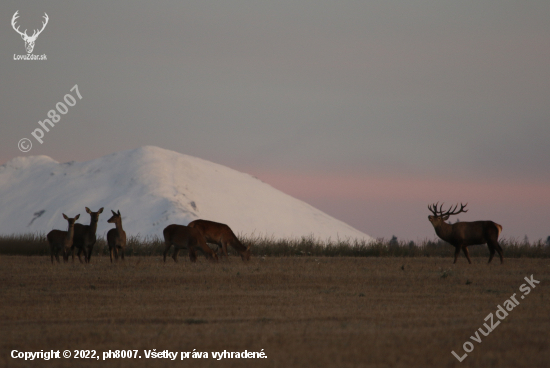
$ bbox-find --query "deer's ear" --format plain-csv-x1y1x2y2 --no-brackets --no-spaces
98,207,104,214
63,213,68,219
117,210,121,216
442,215,450,221
85,207,91,214
75,214,80,220
111,210,117,216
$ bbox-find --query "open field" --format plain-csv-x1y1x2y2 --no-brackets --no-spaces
0,255,548,368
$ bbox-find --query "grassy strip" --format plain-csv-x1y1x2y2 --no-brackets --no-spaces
1,233,549,258
241,235,550,258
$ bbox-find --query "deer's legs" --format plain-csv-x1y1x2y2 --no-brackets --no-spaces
86,245,94,264
50,248,58,264
198,241,217,262
462,247,472,264
173,247,181,263
487,244,496,263
488,241,504,264
453,246,460,264
221,240,230,258
188,247,197,263
77,247,85,264
110,247,114,263
215,245,227,260
496,242,504,264
162,241,172,262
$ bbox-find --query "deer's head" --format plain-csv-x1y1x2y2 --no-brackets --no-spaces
428,202,468,227
107,210,121,224
12,11,48,54
85,207,104,223
241,246,251,261
62,213,80,226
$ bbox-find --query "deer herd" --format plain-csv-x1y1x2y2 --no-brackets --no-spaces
47,202,502,265
47,208,251,265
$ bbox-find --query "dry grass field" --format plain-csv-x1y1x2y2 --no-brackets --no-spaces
0,255,548,368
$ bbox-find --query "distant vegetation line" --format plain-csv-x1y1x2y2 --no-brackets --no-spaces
1,233,549,258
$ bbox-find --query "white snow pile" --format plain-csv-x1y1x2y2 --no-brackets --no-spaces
0,146,372,242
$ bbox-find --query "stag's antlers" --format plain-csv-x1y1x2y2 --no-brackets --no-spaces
428,202,468,217
11,11,48,41
11,11,25,37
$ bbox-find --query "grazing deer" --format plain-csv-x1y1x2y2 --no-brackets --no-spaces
187,219,251,261
72,207,103,264
107,210,127,263
47,213,80,264
428,202,503,264
163,224,218,263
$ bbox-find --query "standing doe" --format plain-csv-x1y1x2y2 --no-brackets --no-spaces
72,207,103,263
428,202,503,264
187,219,251,261
107,210,127,263
47,213,80,264
163,224,218,263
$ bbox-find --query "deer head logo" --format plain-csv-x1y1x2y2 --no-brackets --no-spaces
11,11,49,54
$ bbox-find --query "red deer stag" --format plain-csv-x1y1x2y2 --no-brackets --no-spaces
163,224,218,263
72,207,103,263
107,210,126,263
427,202,503,264
188,219,251,261
47,213,80,264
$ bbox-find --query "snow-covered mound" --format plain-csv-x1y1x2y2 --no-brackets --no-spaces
0,146,372,242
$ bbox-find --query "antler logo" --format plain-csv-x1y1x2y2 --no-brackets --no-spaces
11,11,49,54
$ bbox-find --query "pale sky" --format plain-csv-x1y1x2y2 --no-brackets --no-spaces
1,1,549,240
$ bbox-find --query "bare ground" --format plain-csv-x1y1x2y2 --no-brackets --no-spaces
0,255,548,368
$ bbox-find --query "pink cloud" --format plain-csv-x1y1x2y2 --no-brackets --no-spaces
253,170,550,206
248,170,550,240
